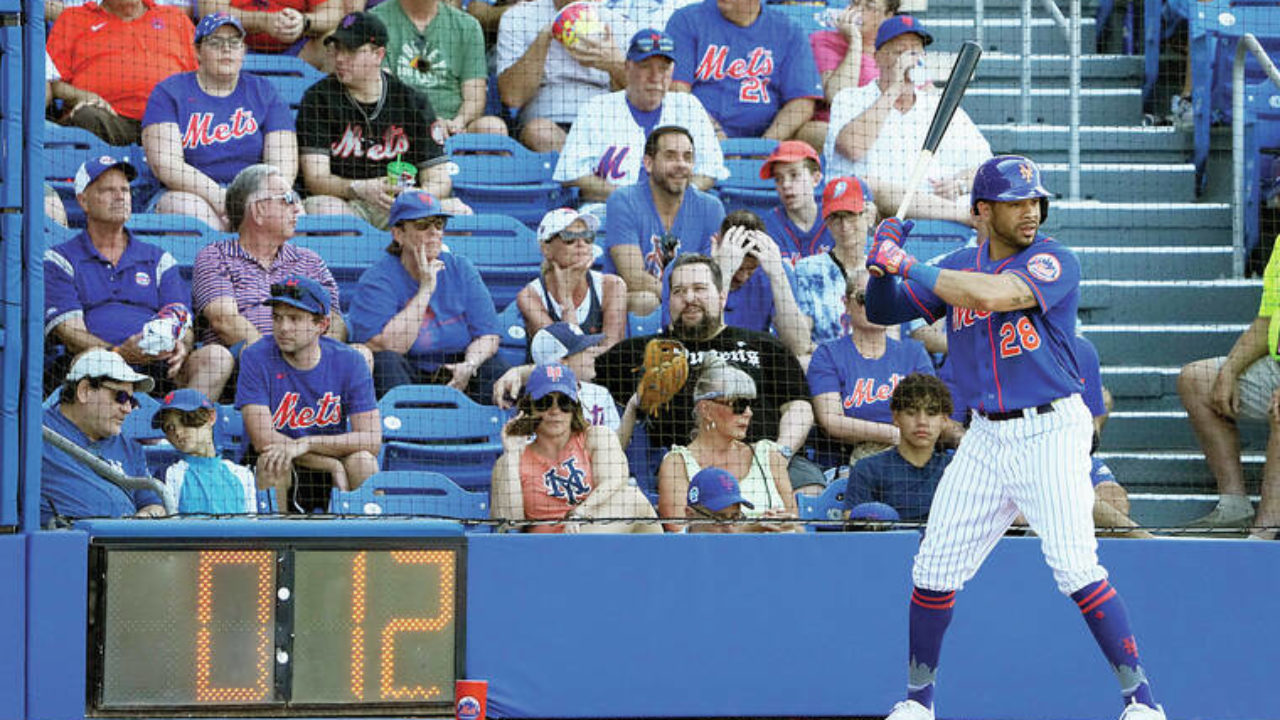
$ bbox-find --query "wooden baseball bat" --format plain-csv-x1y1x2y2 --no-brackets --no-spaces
894,40,984,221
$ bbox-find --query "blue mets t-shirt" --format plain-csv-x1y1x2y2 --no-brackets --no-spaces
142,71,295,186
807,335,934,424
236,336,378,439
602,181,724,277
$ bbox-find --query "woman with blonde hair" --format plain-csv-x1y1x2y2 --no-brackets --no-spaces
657,357,799,532
491,363,659,533
516,208,627,351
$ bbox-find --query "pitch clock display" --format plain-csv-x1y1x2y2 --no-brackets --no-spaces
89,540,464,715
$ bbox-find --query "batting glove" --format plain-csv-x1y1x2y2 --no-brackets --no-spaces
867,219,917,277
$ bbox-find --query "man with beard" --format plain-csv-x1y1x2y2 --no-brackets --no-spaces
602,125,725,315
493,253,813,488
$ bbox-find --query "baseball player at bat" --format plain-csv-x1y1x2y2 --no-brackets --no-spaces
866,156,1166,720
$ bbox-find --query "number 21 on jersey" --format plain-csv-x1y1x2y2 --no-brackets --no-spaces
999,316,1042,358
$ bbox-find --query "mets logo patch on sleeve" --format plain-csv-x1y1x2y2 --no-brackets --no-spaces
1026,253,1061,282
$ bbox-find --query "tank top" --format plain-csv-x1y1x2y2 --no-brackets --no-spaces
668,441,786,516
519,432,595,533
531,270,605,334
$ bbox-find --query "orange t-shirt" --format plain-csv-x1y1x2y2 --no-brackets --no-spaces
47,0,197,121
519,432,595,534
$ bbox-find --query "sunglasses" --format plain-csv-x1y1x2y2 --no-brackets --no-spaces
710,397,752,414
257,190,301,206
691,504,746,522
402,217,447,232
554,231,595,246
632,34,675,54
532,393,579,414
92,382,139,409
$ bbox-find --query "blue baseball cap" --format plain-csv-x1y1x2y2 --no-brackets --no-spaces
195,12,245,44
526,362,579,403
874,14,933,51
266,275,330,316
530,322,606,365
627,28,675,63
74,155,137,194
849,501,901,522
389,190,451,228
688,467,754,512
152,388,216,429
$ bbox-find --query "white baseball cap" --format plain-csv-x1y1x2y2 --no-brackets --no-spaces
66,348,155,393
536,207,601,243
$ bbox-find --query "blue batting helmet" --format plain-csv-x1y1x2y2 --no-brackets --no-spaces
970,155,1052,220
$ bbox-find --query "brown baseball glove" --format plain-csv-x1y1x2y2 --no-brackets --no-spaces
636,338,689,417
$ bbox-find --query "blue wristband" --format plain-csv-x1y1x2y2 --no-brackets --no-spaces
905,261,941,291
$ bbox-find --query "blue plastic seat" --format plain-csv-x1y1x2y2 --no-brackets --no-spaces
377,384,508,491
716,137,780,216
495,299,529,367
795,476,848,531
123,213,221,283
1187,0,1280,192
1243,81,1280,257
241,53,324,112
443,213,543,309
288,214,389,312
445,133,574,227
328,471,490,525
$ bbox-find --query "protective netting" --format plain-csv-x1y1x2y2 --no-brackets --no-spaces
38,0,1280,538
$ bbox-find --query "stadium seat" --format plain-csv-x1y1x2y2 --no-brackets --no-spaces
44,121,149,227
241,53,324,112
328,470,490,525
288,214,388,312
256,488,278,514
444,133,573,227
716,137,779,216
442,213,543,309
1187,0,1280,191
44,218,78,249
795,476,848,532
377,384,508,491
216,403,246,464
123,213,222,283
495,299,529,367
910,220,977,263
1242,80,1280,256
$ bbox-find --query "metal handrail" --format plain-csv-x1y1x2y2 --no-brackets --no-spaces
1233,34,1280,278
1011,0,1082,200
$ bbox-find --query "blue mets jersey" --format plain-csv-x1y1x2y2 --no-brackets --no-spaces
666,0,823,138
236,336,378,439
884,235,1083,413
762,204,835,264
807,335,935,424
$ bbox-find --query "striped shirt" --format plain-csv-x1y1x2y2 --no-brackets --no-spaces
192,238,339,346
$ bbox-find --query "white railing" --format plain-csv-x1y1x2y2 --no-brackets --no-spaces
1233,34,1280,278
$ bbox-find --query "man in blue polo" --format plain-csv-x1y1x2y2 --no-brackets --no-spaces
44,156,234,399
41,349,167,525
347,191,508,403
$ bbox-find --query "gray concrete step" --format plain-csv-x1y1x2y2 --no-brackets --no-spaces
1082,324,1243,365
1101,410,1269,452
964,54,1143,88
1079,280,1261,323
1101,366,1181,401
962,87,1142,125
1044,202,1231,246
981,125,1191,163
1037,163,1195,202
1077,247,1234,281
1100,451,1263,495
926,17,1097,55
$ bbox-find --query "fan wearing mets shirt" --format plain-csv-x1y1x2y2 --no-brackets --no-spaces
865,156,1167,720
237,275,381,513
664,0,822,140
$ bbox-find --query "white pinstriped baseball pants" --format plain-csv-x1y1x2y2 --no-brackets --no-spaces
912,394,1109,596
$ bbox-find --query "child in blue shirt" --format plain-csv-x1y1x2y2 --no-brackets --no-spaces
155,388,258,515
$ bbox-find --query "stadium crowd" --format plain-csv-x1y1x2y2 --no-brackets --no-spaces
36,0,1274,542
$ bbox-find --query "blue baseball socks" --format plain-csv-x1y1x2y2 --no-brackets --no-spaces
1072,579,1157,708
906,587,955,710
